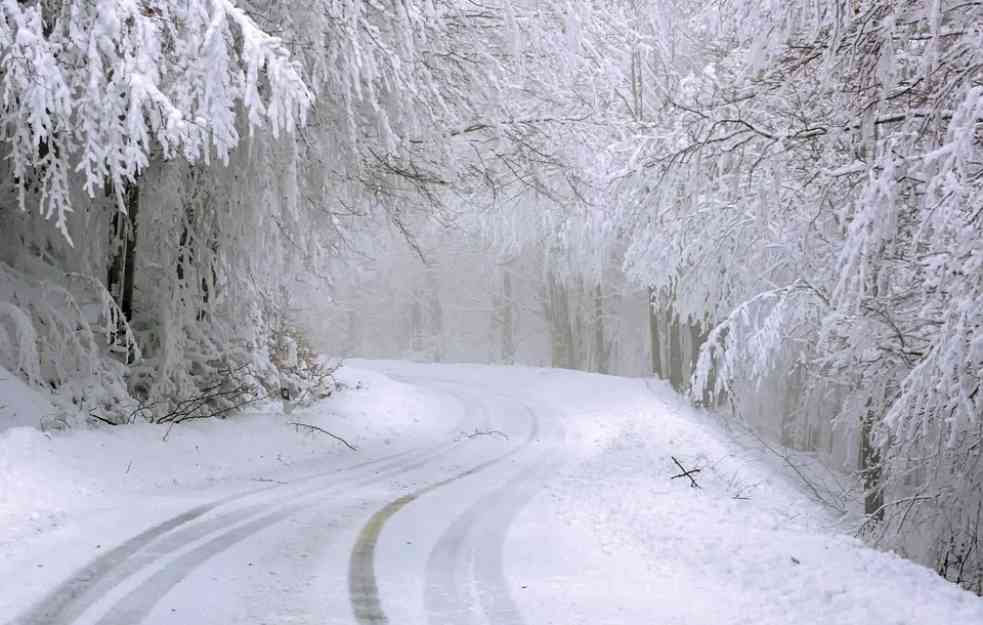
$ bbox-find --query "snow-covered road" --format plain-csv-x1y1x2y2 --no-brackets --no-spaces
3,362,982,625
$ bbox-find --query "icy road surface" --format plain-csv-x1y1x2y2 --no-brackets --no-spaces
2,361,982,625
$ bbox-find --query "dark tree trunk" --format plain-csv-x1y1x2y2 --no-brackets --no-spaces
689,320,704,379
861,405,884,521
120,184,138,321
106,182,139,361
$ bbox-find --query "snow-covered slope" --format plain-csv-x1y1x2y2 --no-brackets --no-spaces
0,365,56,431
498,373,982,625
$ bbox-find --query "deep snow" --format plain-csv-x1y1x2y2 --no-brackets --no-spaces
0,366,460,620
1,361,981,625
0,365,58,431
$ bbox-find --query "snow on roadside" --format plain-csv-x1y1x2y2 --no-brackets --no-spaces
0,364,457,598
0,365,58,431
505,371,983,625
4,359,980,623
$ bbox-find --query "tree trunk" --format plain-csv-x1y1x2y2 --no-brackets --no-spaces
501,268,514,363
593,283,608,374
648,288,663,378
781,363,803,448
559,284,575,369
107,182,138,361
426,271,443,362
120,184,138,321
107,184,139,319
547,272,574,369
668,311,684,392
573,278,585,369
861,403,884,521
689,319,705,380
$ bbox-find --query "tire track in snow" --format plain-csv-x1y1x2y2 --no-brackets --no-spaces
8,442,445,625
348,407,541,625
423,455,560,625
88,445,460,625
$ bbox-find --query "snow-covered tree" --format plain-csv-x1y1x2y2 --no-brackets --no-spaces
4,0,980,592
599,0,983,590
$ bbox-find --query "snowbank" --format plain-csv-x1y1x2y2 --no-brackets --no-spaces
503,371,983,625
0,364,57,431
0,365,455,567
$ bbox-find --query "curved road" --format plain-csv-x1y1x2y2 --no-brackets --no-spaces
8,371,565,625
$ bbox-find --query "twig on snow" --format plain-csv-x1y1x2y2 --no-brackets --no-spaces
288,422,358,451
671,456,702,489
88,410,119,427
463,428,510,441
251,477,288,485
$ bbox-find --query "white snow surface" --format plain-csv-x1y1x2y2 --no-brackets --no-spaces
0,361,980,625
0,366,457,617
0,365,57,431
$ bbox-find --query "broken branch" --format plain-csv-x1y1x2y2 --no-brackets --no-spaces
463,428,510,441
288,422,358,451
671,456,702,489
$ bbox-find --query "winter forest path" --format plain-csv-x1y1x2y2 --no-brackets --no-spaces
6,367,566,625
5,361,983,625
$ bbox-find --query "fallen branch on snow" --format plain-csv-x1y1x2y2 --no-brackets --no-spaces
670,456,702,489
460,428,510,441
288,422,358,451
251,477,289,485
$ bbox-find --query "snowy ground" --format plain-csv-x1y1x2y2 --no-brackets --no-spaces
1,361,981,625
0,366,460,620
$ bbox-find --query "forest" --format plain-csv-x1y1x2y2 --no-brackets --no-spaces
1,0,981,593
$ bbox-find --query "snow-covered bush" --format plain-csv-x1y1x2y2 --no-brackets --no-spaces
0,258,134,420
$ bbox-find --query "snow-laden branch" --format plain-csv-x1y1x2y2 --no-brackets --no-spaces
0,0,312,241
